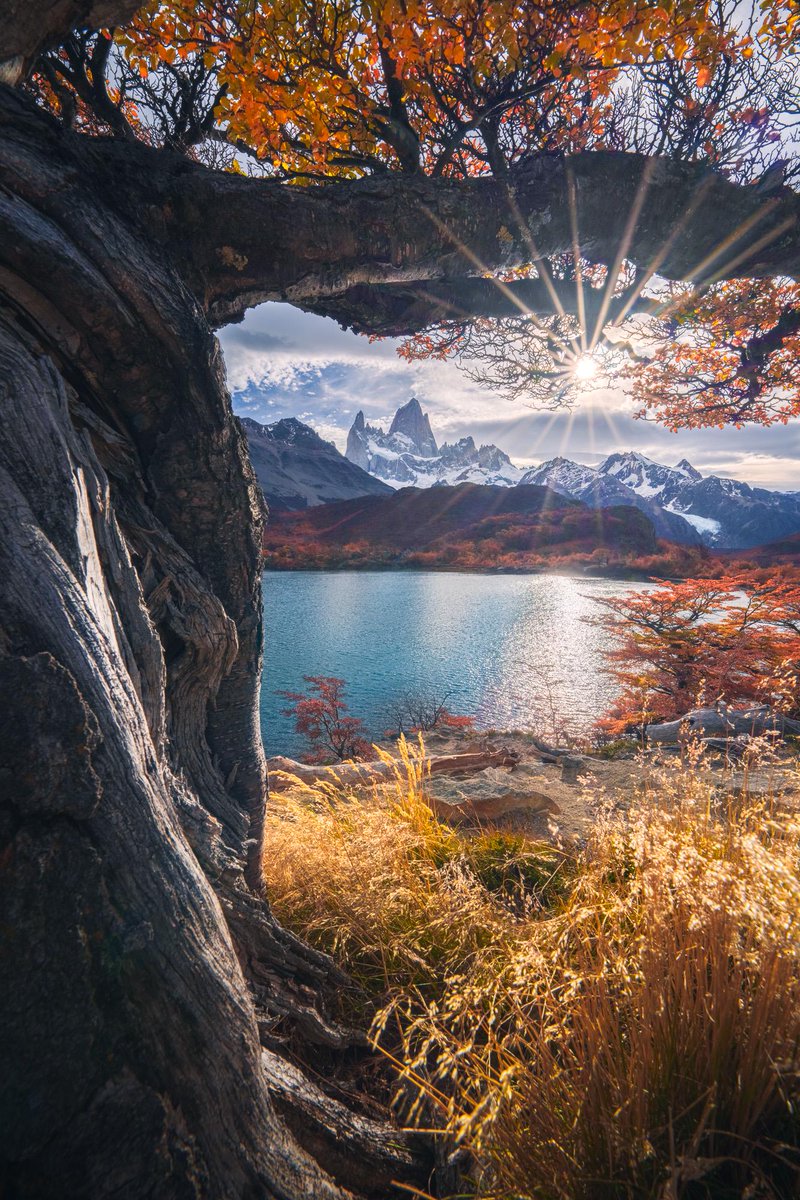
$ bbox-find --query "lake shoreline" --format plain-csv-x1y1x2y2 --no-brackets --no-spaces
262,563,661,581
260,572,649,758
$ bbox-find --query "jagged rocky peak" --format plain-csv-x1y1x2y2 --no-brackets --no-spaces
388,397,438,457
440,436,477,460
523,450,800,550
345,409,372,470
675,457,703,480
261,416,324,444
243,413,391,511
345,400,523,489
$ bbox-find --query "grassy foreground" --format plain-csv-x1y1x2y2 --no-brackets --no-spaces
263,740,800,1199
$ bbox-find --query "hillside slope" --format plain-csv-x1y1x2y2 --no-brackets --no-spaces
242,416,392,510
261,482,694,573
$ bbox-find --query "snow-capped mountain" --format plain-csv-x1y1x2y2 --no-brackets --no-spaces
599,451,800,548
519,457,702,544
345,398,524,488
248,401,800,550
242,416,392,511
522,450,800,549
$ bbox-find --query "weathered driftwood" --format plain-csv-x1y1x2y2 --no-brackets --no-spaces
528,734,570,762
265,748,563,827
267,748,520,792
646,705,800,745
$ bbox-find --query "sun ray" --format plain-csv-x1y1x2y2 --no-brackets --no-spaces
586,401,596,460
500,189,571,321
419,203,577,359
588,158,656,349
609,175,719,327
526,408,564,457
566,167,587,351
555,404,578,459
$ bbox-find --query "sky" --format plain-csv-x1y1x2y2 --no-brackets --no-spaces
220,301,800,490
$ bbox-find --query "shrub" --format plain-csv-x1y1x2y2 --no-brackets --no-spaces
595,569,800,735
278,674,373,763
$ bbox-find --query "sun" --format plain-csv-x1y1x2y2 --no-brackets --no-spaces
573,353,599,382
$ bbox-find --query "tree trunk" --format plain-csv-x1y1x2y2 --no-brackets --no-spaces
0,86,433,1198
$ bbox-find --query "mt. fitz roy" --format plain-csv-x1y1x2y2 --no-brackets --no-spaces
345,397,524,488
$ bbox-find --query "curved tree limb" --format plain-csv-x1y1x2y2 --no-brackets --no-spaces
117,148,799,328
0,0,141,83
292,276,654,335
3,88,798,332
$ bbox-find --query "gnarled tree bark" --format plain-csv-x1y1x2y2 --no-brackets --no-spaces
0,84,430,1199
1,14,798,1194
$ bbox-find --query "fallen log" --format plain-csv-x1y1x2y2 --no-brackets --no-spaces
266,748,552,827
528,734,572,763
267,748,519,792
646,704,800,745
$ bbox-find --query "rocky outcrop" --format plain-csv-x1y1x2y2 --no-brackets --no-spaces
388,397,438,456
344,410,371,470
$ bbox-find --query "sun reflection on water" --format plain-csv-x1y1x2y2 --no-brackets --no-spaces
261,571,652,756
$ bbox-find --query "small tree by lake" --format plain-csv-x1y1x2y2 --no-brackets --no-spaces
280,675,374,763
385,690,476,737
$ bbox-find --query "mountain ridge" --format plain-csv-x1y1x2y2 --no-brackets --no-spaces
345,403,800,550
345,397,523,488
242,415,392,511
242,399,800,551
261,481,683,574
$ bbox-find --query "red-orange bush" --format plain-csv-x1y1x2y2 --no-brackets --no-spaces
279,675,374,763
596,567,800,733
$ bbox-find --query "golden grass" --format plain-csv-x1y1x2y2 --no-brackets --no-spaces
263,738,800,1199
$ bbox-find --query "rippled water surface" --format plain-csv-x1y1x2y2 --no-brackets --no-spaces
261,571,648,758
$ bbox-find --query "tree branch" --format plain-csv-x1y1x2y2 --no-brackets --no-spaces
136,149,799,328
2,86,798,333
0,0,141,83
294,277,654,334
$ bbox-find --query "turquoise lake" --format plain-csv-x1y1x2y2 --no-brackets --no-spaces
260,571,647,758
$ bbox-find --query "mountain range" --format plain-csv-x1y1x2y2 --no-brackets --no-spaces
343,400,800,551
345,398,524,488
241,416,391,511
241,401,800,552
519,451,800,550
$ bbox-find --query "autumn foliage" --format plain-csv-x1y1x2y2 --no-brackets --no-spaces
279,674,373,762
596,567,800,734
28,0,800,430
625,278,800,429
116,0,735,177
262,485,712,577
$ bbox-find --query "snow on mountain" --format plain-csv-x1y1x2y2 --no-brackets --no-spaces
519,457,702,545
345,399,524,488
341,403,800,551
242,416,392,511
595,452,800,549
